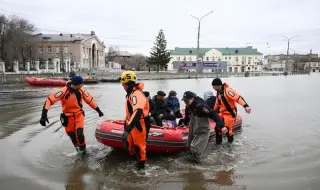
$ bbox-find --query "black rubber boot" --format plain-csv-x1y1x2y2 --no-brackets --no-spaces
216,134,222,144
227,135,234,143
136,161,145,170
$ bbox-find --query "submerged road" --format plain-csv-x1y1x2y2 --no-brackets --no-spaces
0,74,320,190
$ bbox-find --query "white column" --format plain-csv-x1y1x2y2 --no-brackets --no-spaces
0,61,5,73
13,60,19,73
26,61,30,72
35,61,40,72
68,61,71,72
64,59,68,72
45,60,49,72
57,61,60,73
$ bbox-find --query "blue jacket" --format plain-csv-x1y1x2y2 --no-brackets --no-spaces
166,97,180,113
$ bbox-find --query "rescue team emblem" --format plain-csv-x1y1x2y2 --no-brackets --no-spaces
132,96,137,105
228,91,235,97
54,91,63,98
84,90,89,97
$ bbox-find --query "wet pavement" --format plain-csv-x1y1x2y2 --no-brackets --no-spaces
1,74,320,190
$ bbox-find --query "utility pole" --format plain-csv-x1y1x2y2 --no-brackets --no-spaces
282,35,299,72
309,49,312,73
190,10,214,78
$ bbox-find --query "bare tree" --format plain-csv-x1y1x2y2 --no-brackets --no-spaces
106,46,119,63
0,14,36,69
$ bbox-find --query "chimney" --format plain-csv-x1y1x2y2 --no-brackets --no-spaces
91,31,95,35
60,33,63,36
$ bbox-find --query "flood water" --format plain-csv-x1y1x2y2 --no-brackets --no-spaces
1,74,320,190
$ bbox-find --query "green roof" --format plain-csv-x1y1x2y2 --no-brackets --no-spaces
170,47,263,56
170,47,212,55
215,47,263,55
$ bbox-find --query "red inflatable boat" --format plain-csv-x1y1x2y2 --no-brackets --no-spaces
95,114,242,153
24,77,67,87
24,77,99,87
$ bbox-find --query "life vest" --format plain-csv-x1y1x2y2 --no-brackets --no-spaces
216,83,237,118
125,83,150,126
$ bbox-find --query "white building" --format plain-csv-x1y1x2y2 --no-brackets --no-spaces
168,46,264,72
106,62,121,70
304,62,320,72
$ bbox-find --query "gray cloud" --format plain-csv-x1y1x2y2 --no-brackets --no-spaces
0,0,319,55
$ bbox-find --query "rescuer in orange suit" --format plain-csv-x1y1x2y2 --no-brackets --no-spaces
212,78,251,144
39,76,104,154
120,70,150,170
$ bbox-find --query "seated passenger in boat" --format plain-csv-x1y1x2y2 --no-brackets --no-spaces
203,89,216,109
166,90,183,118
151,91,173,126
143,91,156,125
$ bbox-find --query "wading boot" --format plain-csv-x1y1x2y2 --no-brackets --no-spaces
227,135,234,143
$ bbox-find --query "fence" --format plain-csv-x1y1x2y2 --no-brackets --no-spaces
0,71,309,84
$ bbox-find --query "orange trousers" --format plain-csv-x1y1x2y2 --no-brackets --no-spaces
64,113,86,147
127,125,147,162
219,113,236,136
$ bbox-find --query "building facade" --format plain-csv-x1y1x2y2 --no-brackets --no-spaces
34,31,106,72
169,46,264,72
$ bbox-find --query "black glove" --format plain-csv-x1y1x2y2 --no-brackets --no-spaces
95,106,104,117
40,109,49,126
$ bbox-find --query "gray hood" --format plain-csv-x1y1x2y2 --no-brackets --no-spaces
203,89,214,101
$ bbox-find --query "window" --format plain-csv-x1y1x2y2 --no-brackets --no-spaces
255,57,257,59
229,57,231,60
188,57,192,61
225,57,227,60
176,57,180,61
56,47,60,54
183,57,186,61
234,57,238,61
248,61,251,64
313,63,317,67
39,47,43,53
248,57,252,60
47,46,51,53
64,47,68,53
211,57,215,61
247,67,251,70
255,67,257,70
206,57,209,61
218,59,221,61
242,61,245,64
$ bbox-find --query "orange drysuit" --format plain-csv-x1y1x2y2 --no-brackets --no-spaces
124,83,150,162
214,83,248,136
42,83,98,150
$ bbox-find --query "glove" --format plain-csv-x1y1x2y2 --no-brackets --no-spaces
40,109,49,126
40,116,49,126
121,131,129,151
95,106,104,117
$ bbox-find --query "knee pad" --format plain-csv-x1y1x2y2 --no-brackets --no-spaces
67,132,77,146
76,128,85,145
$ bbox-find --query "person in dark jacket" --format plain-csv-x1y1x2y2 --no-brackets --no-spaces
151,91,171,126
143,91,154,137
166,90,183,118
182,91,224,158
203,89,216,109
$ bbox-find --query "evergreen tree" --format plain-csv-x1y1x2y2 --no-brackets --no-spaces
147,29,171,72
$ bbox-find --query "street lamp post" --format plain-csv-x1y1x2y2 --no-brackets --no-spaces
190,10,214,78
282,35,299,72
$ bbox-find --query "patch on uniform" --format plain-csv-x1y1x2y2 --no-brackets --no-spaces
54,91,63,98
228,91,235,97
132,96,137,105
83,90,89,97
203,107,209,113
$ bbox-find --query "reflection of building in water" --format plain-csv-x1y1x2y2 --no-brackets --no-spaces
212,169,235,186
65,166,88,190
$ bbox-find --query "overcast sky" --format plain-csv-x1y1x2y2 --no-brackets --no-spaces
1,0,319,56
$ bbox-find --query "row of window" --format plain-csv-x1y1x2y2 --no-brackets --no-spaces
39,46,68,54
175,56,259,61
